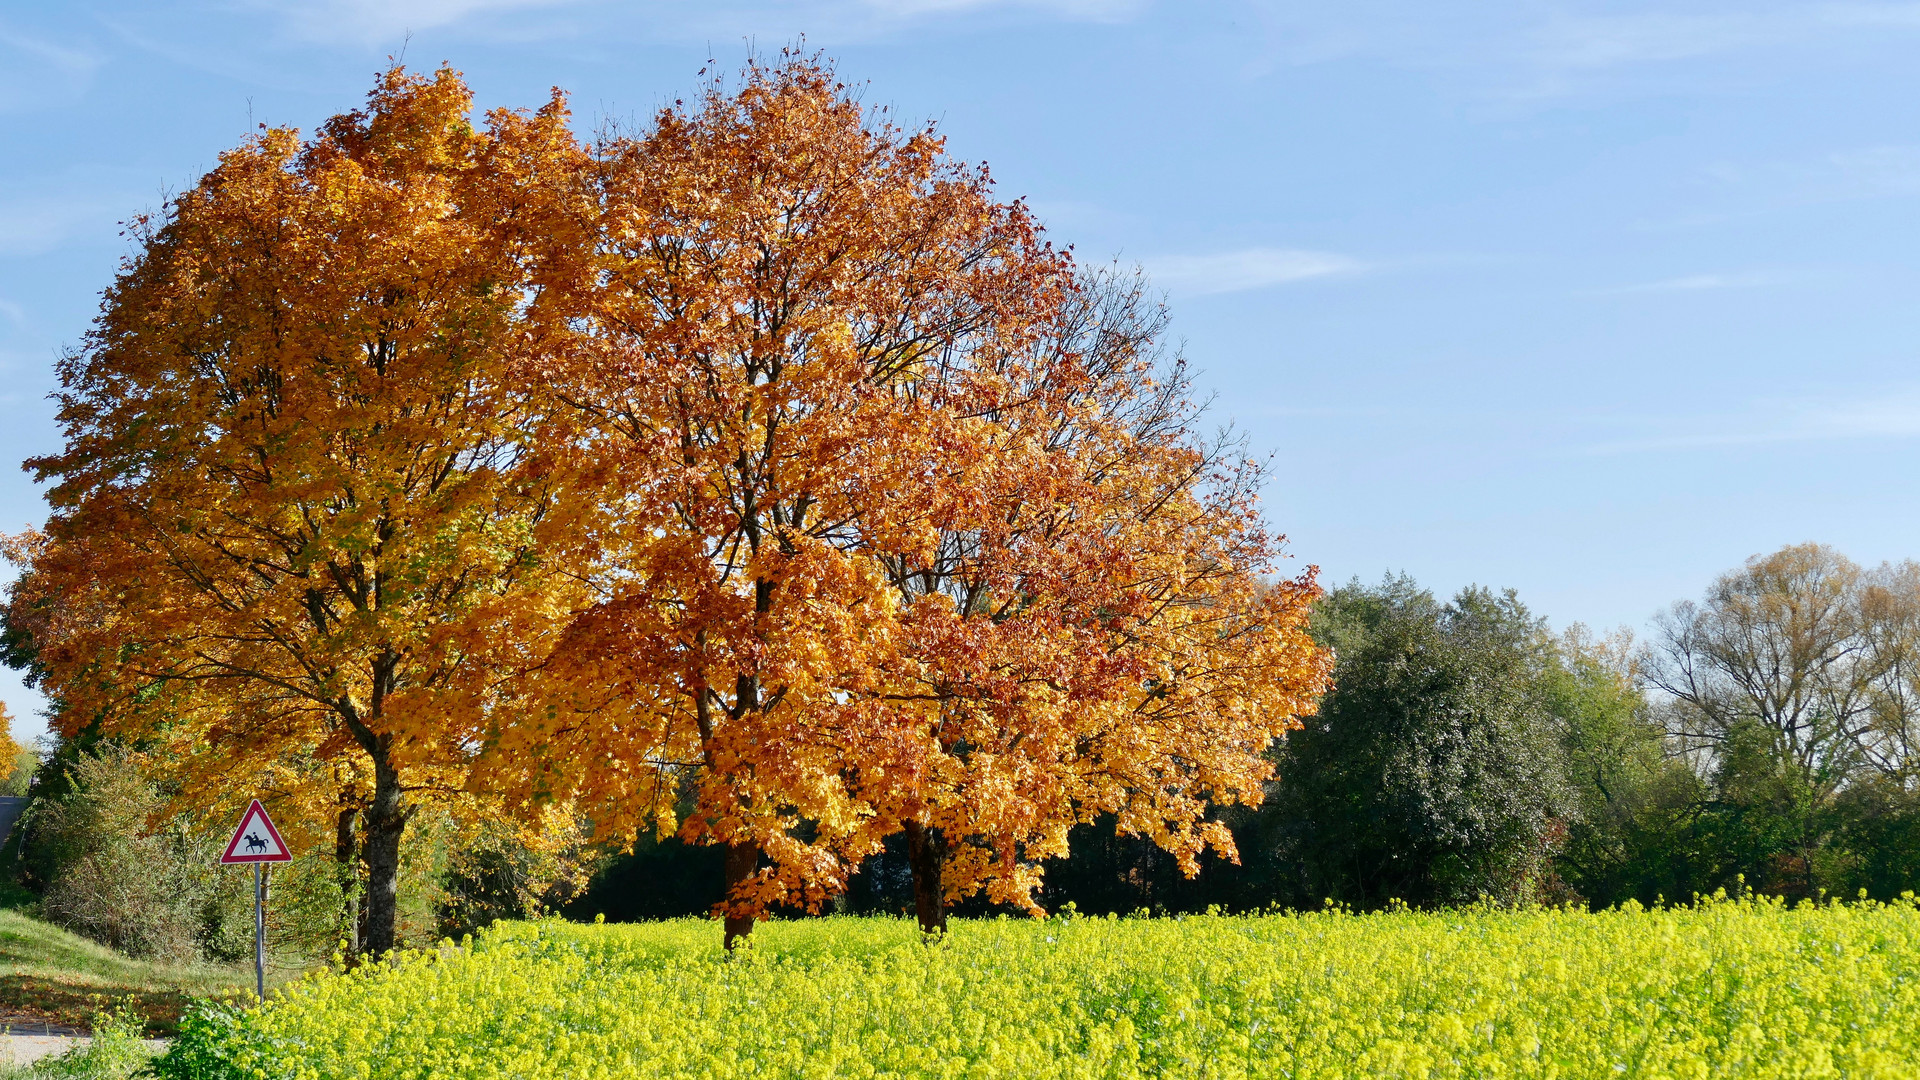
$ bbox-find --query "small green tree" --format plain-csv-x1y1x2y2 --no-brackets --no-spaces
1267,577,1575,908
1547,626,1705,907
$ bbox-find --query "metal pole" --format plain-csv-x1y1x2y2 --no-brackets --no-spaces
254,862,266,1001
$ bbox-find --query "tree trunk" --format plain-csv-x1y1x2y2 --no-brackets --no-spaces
722,840,758,950
334,805,360,959
361,757,408,957
905,820,948,938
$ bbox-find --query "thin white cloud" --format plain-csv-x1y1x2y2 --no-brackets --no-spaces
0,196,124,258
1144,248,1365,296
1804,394,1920,438
1587,387,1920,454
250,0,1142,46
1595,270,1789,295
1823,145,1920,197
1236,4,1920,108
0,174,153,259
1530,4,1920,70
0,23,103,113
1531,12,1774,70
861,0,1140,17
1678,144,1920,224
248,0,580,45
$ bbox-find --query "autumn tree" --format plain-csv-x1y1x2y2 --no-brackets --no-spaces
2,68,589,956
495,55,1329,943
0,699,26,795
846,267,1329,934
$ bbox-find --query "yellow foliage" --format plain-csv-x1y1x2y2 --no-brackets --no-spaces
4,66,593,953
0,700,22,779
195,899,1920,1078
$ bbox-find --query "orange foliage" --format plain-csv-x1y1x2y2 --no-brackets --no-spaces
488,56,1331,938
7,57,1328,949
3,68,590,954
0,699,22,777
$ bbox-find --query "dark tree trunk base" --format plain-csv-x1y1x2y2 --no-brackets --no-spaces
361,760,408,957
905,820,948,938
722,841,758,950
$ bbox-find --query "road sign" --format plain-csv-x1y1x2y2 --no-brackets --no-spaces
221,800,291,864
221,799,290,1001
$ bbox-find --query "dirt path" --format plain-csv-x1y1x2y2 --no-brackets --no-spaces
1,1012,166,1066
1,1033,167,1066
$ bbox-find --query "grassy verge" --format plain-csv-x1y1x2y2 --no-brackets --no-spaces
0,910,261,1036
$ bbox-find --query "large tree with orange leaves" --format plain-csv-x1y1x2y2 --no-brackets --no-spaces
494,56,1330,944
2,68,589,955
849,267,1330,934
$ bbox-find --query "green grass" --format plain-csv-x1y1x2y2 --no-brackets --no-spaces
0,909,257,1036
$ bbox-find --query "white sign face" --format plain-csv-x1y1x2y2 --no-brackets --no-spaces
220,799,292,863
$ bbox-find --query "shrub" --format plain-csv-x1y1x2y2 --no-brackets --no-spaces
144,1001,249,1080
23,748,249,963
436,809,599,940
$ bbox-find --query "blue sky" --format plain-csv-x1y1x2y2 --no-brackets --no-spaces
3,1,1919,738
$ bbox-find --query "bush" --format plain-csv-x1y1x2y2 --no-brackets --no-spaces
439,812,598,940
145,1001,249,1080
23,748,250,963
1267,579,1575,908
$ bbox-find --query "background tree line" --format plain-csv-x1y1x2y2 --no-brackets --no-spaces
7,533,1919,963
563,542,1920,921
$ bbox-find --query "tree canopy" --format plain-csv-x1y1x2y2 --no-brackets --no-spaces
1265,577,1575,908
2,68,589,955
6,56,1330,949
487,57,1329,942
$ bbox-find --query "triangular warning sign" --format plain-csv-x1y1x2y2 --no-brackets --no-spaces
221,799,292,863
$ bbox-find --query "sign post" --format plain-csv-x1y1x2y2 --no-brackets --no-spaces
221,800,292,1001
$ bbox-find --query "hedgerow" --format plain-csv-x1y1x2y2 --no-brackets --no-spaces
153,897,1920,1079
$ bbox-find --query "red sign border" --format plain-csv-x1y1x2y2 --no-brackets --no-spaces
221,799,293,864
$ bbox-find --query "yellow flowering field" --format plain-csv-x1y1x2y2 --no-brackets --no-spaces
158,898,1920,1079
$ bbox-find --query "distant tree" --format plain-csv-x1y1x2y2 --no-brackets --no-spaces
1828,776,1920,899
1648,544,1880,797
1643,543,1920,897
0,701,28,796
1266,577,1574,908
1548,626,1704,907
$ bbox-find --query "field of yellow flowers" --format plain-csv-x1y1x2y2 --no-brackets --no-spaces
155,898,1920,1079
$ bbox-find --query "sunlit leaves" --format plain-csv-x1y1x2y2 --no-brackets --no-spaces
505,55,1330,926
3,66,591,953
